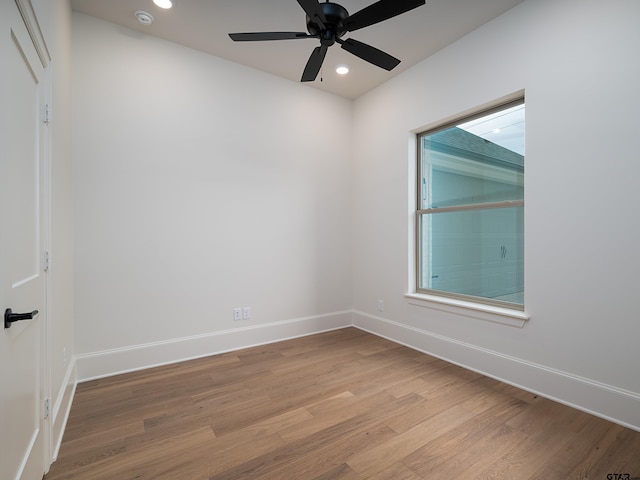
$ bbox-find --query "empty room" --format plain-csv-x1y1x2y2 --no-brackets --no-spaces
1,0,639,479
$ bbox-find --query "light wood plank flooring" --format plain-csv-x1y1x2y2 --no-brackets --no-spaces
45,328,640,479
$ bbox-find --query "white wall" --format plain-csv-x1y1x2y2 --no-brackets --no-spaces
70,0,640,430
352,0,640,429
72,13,353,379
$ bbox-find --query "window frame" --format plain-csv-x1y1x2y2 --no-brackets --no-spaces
415,97,525,311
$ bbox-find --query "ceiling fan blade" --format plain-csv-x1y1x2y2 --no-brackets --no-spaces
342,0,425,32
301,45,328,82
229,32,313,42
338,38,400,71
297,0,327,29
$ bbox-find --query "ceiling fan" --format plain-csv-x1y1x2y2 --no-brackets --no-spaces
229,0,426,82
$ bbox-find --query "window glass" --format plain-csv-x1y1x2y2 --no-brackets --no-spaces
417,100,524,308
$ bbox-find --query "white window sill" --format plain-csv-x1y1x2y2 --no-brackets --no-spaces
404,293,529,328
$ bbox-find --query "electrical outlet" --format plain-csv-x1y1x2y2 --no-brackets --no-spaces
377,300,384,311
233,308,242,321
242,307,251,320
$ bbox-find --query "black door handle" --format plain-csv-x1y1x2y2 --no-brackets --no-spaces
4,308,39,329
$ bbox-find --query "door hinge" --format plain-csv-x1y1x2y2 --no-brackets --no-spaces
43,104,50,124
44,251,50,272
44,398,50,419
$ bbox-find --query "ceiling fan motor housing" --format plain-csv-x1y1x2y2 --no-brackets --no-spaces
306,2,349,45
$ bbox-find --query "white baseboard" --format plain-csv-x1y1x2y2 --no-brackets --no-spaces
352,310,640,432
71,308,640,433
75,311,352,382
51,357,77,461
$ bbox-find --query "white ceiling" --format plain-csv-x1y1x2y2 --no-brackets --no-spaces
70,0,525,99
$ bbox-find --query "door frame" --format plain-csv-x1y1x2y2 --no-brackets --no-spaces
14,0,53,472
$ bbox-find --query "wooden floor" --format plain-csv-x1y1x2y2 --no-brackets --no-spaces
46,328,640,480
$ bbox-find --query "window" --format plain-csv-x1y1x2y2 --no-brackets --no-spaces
416,99,525,310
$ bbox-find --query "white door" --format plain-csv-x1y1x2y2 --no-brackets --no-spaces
1,0,50,478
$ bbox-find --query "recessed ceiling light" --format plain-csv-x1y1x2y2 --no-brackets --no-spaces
135,10,154,25
153,0,174,9
335,64,350,75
